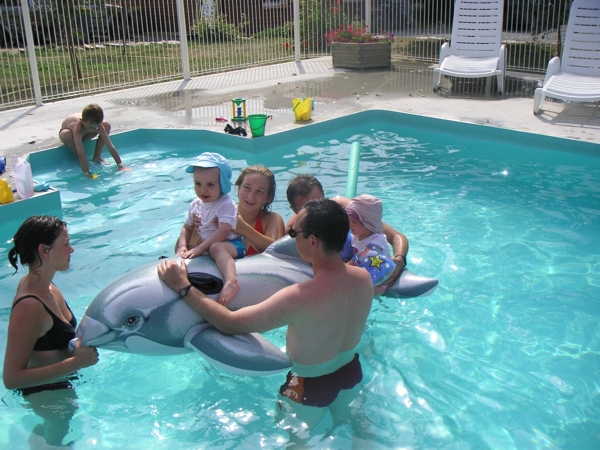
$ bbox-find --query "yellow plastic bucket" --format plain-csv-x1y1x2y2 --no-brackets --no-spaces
292,98,312,121
247,114,268,137
0,178,15,204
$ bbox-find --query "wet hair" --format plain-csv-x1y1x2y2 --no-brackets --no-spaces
286,175,324,212
82,104,104,124
8,216,67,272
234,165,276,212
300,198,349,254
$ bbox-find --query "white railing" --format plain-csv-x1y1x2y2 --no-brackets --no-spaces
1,0,574,110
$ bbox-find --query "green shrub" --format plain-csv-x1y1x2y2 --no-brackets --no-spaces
253,22,294,40
300,0,349,51
191,14,248,42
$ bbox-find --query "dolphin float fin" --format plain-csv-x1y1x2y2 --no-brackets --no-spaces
184,324,291,377
384,269,439,298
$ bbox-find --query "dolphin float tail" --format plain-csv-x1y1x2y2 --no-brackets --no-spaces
184,324,292,377
384,269,439,298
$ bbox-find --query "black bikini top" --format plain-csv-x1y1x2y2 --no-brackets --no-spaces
12,295,77,351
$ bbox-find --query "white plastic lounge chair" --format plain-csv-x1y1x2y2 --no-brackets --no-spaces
533,0,600,114
433,0,506,93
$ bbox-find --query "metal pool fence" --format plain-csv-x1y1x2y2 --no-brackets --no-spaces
1,0,573,110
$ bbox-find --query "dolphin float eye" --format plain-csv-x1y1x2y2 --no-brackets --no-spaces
124,316,143,328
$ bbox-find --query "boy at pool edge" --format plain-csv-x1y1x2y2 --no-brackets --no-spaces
59,103,128,178
175,152,244,304
345,194,396,296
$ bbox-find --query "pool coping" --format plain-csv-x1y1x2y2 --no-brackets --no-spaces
29,109,600,174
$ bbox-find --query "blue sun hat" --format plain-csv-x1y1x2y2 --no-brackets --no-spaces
186,152,232,194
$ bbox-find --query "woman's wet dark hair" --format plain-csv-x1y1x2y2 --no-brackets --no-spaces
8,216,67,272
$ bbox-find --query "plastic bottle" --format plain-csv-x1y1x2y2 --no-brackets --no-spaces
0,178,15,204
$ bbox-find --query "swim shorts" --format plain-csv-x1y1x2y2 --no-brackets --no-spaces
230,236,246,259
279,353,362,407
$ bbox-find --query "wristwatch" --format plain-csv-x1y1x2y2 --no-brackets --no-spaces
178,284,192,297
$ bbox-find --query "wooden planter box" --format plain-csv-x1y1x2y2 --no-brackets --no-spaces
331,42,391,70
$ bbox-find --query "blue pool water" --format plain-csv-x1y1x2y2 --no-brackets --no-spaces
1,111,599,448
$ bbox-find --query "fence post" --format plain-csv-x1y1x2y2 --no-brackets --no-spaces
293,0,300,62
176,0,191,80
365,0,371,32
20,0,43,106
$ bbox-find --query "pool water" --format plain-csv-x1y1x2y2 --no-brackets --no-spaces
1,112,599,449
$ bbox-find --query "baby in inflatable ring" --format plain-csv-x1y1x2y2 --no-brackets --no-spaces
344,194,396,289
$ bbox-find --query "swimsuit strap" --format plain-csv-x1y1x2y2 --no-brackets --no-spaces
254,213,264,234
12,294,76,327
245,213,265,257
13,294,48,312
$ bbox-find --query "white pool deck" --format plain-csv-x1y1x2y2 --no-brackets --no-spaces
1,57,600,172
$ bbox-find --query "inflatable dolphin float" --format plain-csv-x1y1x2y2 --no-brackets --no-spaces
77,236,438,377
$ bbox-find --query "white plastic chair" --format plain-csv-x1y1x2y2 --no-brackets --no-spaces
533,0,600,114
433,0,506,93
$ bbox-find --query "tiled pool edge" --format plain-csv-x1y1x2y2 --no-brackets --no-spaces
1,188,62,244
29,110,600,173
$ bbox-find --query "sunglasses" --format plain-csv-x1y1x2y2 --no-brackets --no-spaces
288,228,310,239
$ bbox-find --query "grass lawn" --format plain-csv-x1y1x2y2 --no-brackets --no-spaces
1,38,296,108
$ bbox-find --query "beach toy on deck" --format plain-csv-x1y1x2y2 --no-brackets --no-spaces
0,178,15,204
247,114,268,137
231,98,246,122
34,182,50,192
224,124,247,136
292,97,313,121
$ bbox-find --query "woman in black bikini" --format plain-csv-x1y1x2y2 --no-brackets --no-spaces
3,216,99,447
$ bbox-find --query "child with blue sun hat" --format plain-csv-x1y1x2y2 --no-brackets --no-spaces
174,152,245,304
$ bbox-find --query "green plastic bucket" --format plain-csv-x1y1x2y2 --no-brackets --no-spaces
247,114,268,137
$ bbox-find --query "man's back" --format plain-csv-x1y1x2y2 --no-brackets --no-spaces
284,258,373,368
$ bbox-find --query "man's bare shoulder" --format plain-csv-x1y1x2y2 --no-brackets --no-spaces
344,263,374,294
345,262,372,280
307,262,372,299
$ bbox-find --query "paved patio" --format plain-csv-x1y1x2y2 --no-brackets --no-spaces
1,57,599,173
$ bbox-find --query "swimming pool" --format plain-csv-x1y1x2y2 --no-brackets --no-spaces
1,110,599,448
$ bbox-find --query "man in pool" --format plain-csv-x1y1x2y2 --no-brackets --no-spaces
285,174,409,277
157,199,373,431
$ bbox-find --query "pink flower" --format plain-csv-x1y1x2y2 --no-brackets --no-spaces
325,24,394,45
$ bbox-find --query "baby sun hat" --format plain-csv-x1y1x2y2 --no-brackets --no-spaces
186,152,232,194
346,194,384,234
